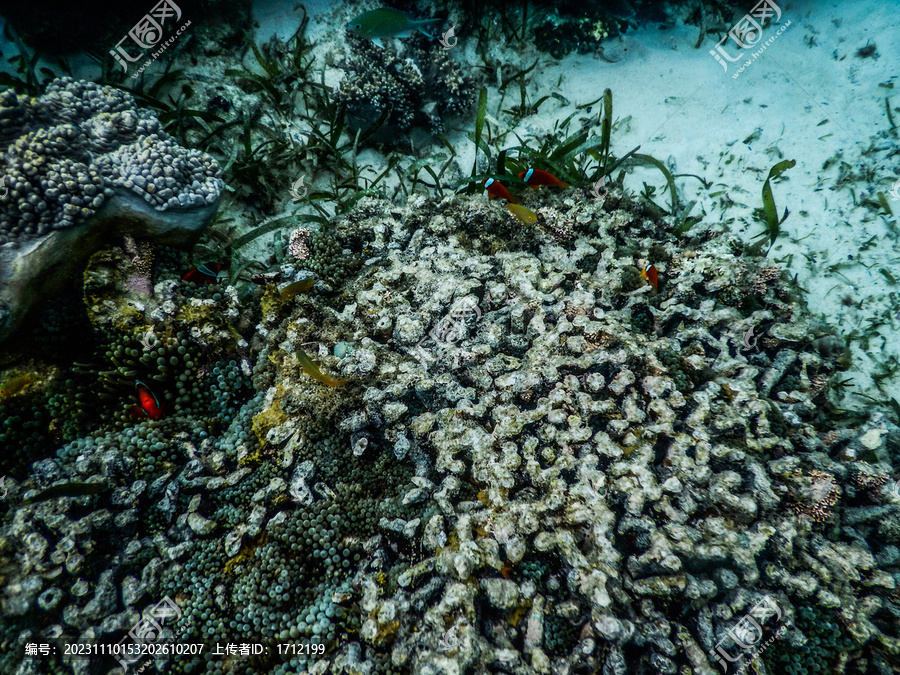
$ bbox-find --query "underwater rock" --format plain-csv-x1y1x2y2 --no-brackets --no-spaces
0,78,223,343
186,512,216,536
0,190,218,342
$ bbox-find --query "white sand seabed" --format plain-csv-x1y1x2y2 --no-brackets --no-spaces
532,0,900,409
272,0,900,410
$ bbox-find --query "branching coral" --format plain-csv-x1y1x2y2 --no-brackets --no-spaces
790,469,842,522
337,35,473,139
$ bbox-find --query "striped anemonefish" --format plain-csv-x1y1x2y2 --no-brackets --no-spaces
483,177,518,203
182,262,223,284
641,264,659,292
132,380,164,420
519,168,570,189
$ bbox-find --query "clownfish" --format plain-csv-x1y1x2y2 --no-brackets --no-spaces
641,264,659,292
182,262,223,284
507,203,537,224
519,168,570,189
483,178,518,203
132,380,164,420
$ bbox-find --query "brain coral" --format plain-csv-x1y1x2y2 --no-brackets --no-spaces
247,190,900,674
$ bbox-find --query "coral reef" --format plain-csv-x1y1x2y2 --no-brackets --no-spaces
0,78,223,343
3,181,899,675
533,13,612,60
336,35,474,139
269,190,897,674
0,239,249,476
0,79,221,241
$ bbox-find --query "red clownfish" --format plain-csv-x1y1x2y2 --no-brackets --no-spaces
182,262,223,284
132,380,164,420
641,264,659,292
483,177,518,203
519,168,570,189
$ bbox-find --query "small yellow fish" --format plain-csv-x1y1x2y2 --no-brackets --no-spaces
280,278,315,300
297,349,347,387
347,8,440,47
507,203,538,224
0,372,36,397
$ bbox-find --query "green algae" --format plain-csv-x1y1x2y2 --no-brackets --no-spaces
760,158,796,247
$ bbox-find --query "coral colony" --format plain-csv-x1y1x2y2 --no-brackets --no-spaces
0,78,223,343
0,1,898,675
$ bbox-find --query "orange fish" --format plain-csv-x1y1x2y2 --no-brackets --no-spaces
132,380,164,420
483,178,518,203
519,168,570,189
182,262,223,284
641,264,659,292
